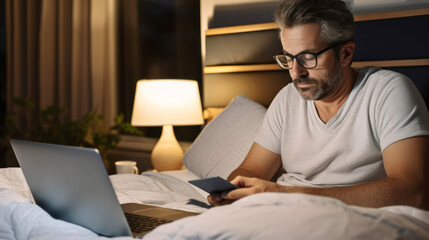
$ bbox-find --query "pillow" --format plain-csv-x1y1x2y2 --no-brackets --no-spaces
183,95,267,179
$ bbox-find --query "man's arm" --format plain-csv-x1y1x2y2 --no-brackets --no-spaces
224,136,429,209
227,142,282,181
207,142,282,205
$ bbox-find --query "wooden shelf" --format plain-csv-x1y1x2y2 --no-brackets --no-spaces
204,8,429,74
204,59,429,74
204,64,281,74
354,8,429,22
205,22,277,36
205,8,429,36
352,59,429,68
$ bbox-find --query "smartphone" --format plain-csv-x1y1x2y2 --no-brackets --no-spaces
188,176,238,195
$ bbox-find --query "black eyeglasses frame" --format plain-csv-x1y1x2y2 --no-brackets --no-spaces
273,42,344,70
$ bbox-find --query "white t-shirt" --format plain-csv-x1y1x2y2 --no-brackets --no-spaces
255,67,429,187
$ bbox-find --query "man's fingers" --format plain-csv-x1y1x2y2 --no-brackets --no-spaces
230,175,253,187
223,188,259,200
208,176,271,205
207,193,235,206
207,193,221,205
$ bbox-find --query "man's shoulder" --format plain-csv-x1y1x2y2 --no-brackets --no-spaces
362,67,410,85
357,67,414,95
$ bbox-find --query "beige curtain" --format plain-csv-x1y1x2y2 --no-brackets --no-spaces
6,0,118,127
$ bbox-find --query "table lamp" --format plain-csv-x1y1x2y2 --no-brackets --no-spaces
131,79,204,171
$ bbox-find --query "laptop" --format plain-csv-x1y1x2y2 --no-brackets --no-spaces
10,139,199,238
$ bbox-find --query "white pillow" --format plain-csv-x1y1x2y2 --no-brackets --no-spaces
183,95,267,179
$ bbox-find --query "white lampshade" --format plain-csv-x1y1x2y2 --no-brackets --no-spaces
130,79,204,171
131,79,204,126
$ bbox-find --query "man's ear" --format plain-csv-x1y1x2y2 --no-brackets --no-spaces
341,41,355,66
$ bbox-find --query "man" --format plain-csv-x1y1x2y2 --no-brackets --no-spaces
208,0,429,209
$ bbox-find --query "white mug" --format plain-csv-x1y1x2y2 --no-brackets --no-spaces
115,161,139,174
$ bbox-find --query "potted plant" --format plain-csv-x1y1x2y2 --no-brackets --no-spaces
0,98,142,171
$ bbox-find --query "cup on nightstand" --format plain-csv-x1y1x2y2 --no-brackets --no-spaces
115,161,139,174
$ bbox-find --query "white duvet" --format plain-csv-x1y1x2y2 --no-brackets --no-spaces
1,168,429,240
146,193,429,240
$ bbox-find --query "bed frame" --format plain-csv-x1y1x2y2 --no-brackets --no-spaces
202,8,429,111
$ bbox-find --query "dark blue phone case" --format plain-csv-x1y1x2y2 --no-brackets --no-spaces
188,176,238,194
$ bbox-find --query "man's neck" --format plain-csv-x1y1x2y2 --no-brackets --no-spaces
314,67,358,123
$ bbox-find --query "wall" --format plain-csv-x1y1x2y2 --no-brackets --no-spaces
350,0,429,14
200,0,429,61
200,0,277,63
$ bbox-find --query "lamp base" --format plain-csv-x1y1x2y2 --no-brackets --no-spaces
151,125,183,171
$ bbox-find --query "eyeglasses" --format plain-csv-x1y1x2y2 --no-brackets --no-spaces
273,42,342,70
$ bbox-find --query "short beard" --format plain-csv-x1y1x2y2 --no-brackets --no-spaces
293,60,343,101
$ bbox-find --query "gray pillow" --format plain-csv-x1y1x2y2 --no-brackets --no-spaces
183,95,267,179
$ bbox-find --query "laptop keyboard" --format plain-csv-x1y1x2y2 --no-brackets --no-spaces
125,213,173,233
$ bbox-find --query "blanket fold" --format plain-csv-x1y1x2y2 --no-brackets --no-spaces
1,168,429,240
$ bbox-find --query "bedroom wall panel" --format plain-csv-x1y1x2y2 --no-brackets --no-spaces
205,29,281,66
204,71,290,108
353,14,429,61
203,8,429,108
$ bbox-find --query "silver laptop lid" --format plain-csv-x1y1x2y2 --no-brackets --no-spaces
10,139,132,237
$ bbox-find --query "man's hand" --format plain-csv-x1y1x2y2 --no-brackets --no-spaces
226,176,285,200
207,193,235,206
207,176,286,206
207,142,283,206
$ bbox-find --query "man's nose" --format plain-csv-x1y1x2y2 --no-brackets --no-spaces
290,59,308,78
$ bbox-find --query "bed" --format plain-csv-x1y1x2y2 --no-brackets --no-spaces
1,95,429,240
1,6,429,240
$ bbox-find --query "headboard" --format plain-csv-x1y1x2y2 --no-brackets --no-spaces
202,8,429,111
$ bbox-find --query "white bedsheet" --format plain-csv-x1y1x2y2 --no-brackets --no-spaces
111,171,208,213
0,168,207,240
145,193,429,240
1,167,429,240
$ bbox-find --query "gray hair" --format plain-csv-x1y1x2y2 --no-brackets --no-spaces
274,0,354,45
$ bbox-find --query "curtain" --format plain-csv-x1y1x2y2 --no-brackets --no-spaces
6,0,118,127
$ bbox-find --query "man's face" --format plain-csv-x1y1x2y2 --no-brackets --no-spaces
280,23,342,101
